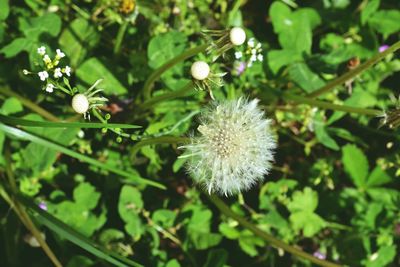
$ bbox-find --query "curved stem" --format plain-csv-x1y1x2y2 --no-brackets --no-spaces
139,82,194,110
0,86,60,122
114,20,129,55
142,44,208,100
209,195,342,267
283,93,383,116
308,40,400,98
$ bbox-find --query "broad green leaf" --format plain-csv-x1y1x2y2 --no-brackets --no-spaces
342,144,369,188
238,230,264,257
118,186,144,240
165,259,180,267
190,232,222,250
0,0,9,21
59,18,100,67
0,123,165,189
147,31,187,69
269,2,292,34
0,38,32,58
290,211,326,237
287,187,318,212
266,49,302,74
366,167,392,188
20,13,62,40
152,209,176,228
219,222,240,239
361,0,380,25
73,182,101,210
365,246,396,267
76,58,127,95
288,62,325,93
0,98,23,115
369,10,400,38
314,118,340,151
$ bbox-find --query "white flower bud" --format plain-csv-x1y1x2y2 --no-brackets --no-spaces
229,27,246,46
191,61,210,80
72,94,89,114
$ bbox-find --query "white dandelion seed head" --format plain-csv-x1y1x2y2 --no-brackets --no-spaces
182,97,276,196
191,61,210,80
229,27,246,46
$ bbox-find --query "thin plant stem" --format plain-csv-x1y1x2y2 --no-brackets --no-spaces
142,44,208,100
283,93,383,116
208,195,342,267
114,21,129,55
0,86,59,122
308,40,400,98
3,144,63,267
139,82,194,110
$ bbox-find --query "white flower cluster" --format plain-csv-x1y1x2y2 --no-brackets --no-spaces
32,46,72,93
181,98,276,196
234,38,263,68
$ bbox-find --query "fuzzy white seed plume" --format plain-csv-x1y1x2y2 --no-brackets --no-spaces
230,27,246,46
71,94,89,114
191,61,210,80
182,97,276,196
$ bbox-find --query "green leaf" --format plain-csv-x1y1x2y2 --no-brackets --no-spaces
238,230,264,257
290,211,326,237
66,256,94,267
152,209,176,228
165,259,180,267
0,38,32,58
147,31,187,69
190,232,222,250
118,186,144,240
219,222,240,239
366,167,392,188
0,0,9,21
73,182,101,210
288,62,325,93
76,58,128,95
266,49,302,74
0,123,165,189
314,117,340,151
21,13,62,40
0,98,23,115
369,10,400,38
59,18,100,67
288,187,318,213
342,144,369,188
365,246,396,267
361,0,380,25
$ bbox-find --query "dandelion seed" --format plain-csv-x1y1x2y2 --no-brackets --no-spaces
45,83,54,93
37,46,46,55
38,71,49,81
181,97,276,196
54,67,62,78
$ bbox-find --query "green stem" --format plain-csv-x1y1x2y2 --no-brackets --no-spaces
139,82,194,110
308,40,400,98
0,86,59,122
130,136,189,160
283,93,383,116
142,44,208,100
209,195,342,267
114,21,129,55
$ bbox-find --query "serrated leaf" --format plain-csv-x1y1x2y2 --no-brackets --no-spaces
366,166,392,188
342,144,369,188
287,187,318,213
73,182,101,210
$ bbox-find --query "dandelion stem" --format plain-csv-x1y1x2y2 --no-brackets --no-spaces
283,93,383,116
208,195,342,267
139,82,194,110
0,86,60,122
142,44,208,100
114,20,129,55
308,40,400,98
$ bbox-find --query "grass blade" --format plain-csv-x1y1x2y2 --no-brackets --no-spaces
0,123,165,189
0,114,141,129
19,195,143,267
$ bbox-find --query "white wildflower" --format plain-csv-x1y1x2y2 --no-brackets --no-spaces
45,83,55,93
22,69,29,75
56,49,65,58
37,46,46,56
43,54,51,64
54,68,62,78
181,97,276,196
257,54,264,62
38,71,49,81
234,51,243,59
64,66,71,76
247,38,255,48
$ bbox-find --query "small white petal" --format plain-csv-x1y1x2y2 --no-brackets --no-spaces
234,51,243,59
45,83,55,93
56,49,65,58
37,46,46,55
